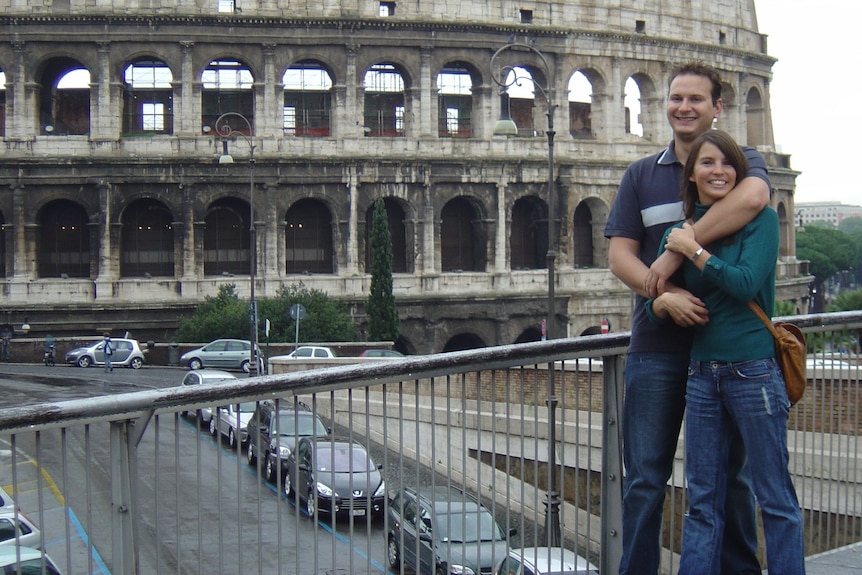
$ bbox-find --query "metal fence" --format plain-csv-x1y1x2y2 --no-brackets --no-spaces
0,311,860,575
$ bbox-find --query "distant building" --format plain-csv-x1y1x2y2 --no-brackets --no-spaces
796,202,862,228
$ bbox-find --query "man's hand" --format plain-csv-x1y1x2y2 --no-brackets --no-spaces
665,223,699,256
646,250,684,298
653,291,709,327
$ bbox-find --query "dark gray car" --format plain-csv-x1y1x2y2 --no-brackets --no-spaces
387,485,516,575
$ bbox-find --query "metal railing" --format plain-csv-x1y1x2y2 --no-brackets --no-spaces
0,311,860,575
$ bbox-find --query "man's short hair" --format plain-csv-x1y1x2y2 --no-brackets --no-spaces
668,62,722,104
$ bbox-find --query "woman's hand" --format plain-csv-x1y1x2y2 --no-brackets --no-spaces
665,223,699,258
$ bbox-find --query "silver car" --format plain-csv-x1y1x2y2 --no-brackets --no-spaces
0,545,61,574
179,369,237,426
64,337,145,369
493,547,599,575
180,339,262,373
208,401,256,449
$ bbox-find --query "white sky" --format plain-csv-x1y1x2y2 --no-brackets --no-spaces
755,0,862,206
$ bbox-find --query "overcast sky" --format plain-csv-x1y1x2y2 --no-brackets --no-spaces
755,0,861,206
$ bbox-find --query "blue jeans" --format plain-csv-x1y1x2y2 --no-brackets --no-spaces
679,358,805,575
620,352,759,575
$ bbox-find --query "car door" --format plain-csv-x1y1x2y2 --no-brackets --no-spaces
204,340,227,368
223,340,245,368
416,503,436,575
296,439,314,500
113,340,132,365
399,498,420,569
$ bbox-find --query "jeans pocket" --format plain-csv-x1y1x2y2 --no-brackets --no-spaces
731,360,772,380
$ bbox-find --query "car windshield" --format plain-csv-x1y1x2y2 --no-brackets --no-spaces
315,445,375,473
275,414,327,436
437,510,504,543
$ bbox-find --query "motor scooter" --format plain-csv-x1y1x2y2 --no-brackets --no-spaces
43,337,55,367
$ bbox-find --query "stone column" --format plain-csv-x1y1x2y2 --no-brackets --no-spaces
91,42,115,141
7,42,31,141
176,42,197,138
94,181,116,300
345,168,360,275
418,46,434,138
494,182,508,274
11,184,30,281
259,44,278,138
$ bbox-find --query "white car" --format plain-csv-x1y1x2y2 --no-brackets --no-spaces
0,512,42,549
806,357,855,379
277,346,336,359
0,545,61,574
208,401,257,449
0,486,15,515
179,369,237,426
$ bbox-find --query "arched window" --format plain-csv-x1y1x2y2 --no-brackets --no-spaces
123,59,174,135
441,197,485,272
573,202,594,267
624,76,643,136
511,197,545,270
363,64,405,137
201,60,254,134
37,200,90,278
204,198,249,276
437,64,473,138
0,70,6,138
38,60,90,135
286,199,334,274
120,199,175,277
568,71,593,139
283,61,333,137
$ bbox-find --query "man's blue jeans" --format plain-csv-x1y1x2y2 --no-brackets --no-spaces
620,352,760,575
679,358,805,575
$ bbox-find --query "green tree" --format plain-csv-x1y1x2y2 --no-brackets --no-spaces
828,289,862,312
797,226,857,283
365,198,399,342
176,284,248,342
258,283,358,343
838,216,862,236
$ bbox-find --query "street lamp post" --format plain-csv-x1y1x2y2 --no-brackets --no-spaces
214,112,259,377
491,42,560,547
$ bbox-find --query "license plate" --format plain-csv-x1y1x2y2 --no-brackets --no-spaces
351,508,366,516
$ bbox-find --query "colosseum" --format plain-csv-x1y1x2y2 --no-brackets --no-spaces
0,0,809,352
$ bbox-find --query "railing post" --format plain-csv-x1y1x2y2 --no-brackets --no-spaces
601,354,624,574
110,420,139,574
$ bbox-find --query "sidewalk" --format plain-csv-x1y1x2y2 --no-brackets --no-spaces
804,542,862,574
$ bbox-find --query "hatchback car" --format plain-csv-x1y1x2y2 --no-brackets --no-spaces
245,400,330,484
274,346,336,359
180,338,262,372
65,338,145,369
209,401,257,448
284,436,385,519
387,485,516,575
359,349,404,358
493,547,598,575
0,545,61,574
0,512,41,549
178,369,237,425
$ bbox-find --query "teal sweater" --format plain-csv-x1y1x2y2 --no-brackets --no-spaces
647,204,779,362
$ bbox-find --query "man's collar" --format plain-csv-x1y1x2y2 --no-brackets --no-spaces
656,141,680,165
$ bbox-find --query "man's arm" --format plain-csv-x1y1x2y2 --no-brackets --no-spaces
645,175,769,296
610,236,709,326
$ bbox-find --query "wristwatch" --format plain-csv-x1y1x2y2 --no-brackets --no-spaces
691,247,704,261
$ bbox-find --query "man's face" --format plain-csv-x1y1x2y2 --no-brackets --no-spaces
666,73,722,141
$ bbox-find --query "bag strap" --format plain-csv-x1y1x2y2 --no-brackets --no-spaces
747,301,780,339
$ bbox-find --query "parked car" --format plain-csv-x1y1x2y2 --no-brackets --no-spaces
0,545,61,574
179,339,262,373
493,547,599,575
245,400,330,484
359,349,404,358
65,337,145,369
0,487,14,515
387,485,516,575
209,401,257,448
178,369,237,426
277,346,336,359
0,512,41,549
284,436,385,519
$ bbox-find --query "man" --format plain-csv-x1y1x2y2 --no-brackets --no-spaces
604,62,770,575
103,332,113,372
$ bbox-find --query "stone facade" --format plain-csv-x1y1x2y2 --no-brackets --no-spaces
0,0,810,352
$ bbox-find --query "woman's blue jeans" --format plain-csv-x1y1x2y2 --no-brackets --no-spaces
679,357,805,575
620,352,760,575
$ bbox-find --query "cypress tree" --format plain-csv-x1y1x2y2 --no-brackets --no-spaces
366,198,399,342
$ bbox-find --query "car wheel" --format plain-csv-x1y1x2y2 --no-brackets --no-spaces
246,443,256,466
240,359,250,373
265,457,276,483
189,358,202,370
283,470,294,498
77,356,91,368
305,488,316,517
387,535,401,570
130,357,143,369
209,417,218,437
228,428,238,449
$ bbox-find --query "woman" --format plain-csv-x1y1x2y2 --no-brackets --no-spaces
647,130,804,574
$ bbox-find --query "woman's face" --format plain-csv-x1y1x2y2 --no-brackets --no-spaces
689,141,737,205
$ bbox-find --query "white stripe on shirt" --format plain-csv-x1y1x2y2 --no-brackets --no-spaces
642,201,685,228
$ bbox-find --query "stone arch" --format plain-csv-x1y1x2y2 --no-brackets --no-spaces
362,62,409,137
285,198,334,274
203,196,249,277
440,196,487,272
119,198,175,278
36,199,91,278
572,196,610,268
200,58,255,135
514,325,543,343
364,197,410,274
282,59,335,137
122,57,175,135
776,199,791,259
511,195,546,270
745,86,767,147
442,332,487,352
436,61,478,138
36,57,91,135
